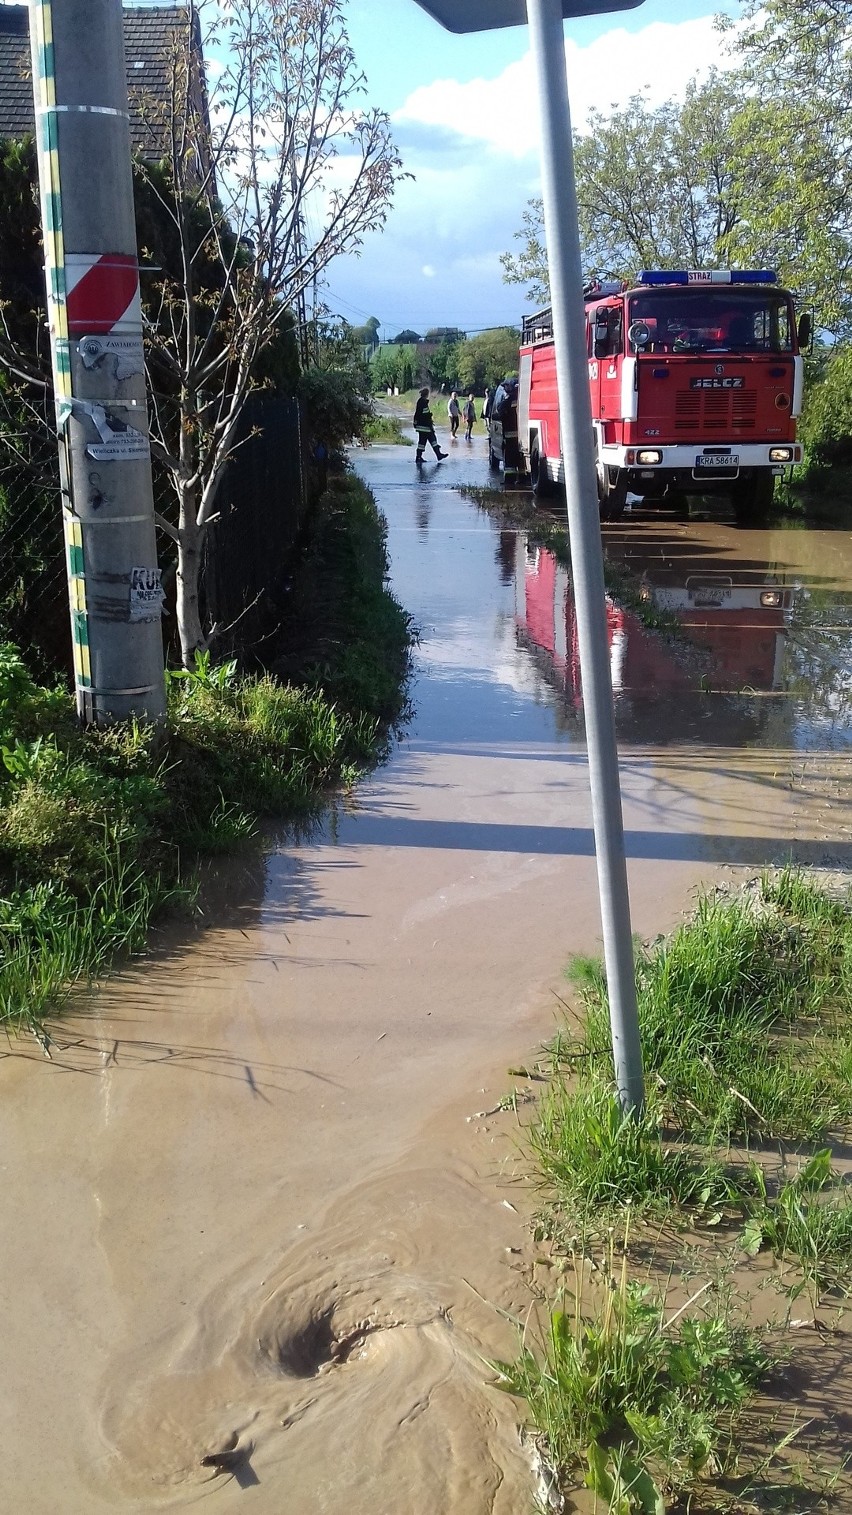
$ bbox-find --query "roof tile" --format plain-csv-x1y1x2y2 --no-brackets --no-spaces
0,4,194,155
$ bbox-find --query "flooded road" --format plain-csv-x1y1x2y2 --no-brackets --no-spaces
3,433,852,1513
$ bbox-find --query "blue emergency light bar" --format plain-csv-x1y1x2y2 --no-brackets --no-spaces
638,270,777,286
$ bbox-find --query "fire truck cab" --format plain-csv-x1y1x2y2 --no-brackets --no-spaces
518,270,811,520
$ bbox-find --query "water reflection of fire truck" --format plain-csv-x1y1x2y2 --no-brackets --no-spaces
514,538,791,706
640,574,792,691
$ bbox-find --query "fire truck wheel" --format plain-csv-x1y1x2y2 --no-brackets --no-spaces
598,469,627,521
530,443,557,499
732,473,775,522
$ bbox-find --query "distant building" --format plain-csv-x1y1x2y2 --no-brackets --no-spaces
0,3,208,166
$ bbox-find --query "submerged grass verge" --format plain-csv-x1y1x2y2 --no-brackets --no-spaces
0,472,412,1032
502,870,852,1510
496,1230,774,1514
362,413,413,445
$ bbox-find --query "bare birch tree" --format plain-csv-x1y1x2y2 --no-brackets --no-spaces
134,0,404,662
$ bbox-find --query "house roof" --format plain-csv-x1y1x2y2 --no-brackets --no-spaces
0,7,32,142
0,4,195,157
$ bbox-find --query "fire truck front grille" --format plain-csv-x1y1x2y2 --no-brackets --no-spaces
674,388,758,435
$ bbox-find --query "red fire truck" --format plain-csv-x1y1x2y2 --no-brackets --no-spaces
516,270,811,520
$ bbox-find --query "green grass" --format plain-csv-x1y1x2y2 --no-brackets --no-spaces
505,870,852,1507
565,876,852,1147
530,1078,751,1232
363,413,413,445
0,853,192,1035
495,1235,773,1513
529,871,852,1251
0,472,412,1031
741,1149,852,1301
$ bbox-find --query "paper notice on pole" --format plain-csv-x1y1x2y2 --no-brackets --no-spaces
77,333,144,382
129,566,165,622
79,401,150,461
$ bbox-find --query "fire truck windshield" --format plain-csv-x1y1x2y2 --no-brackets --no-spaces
627,289,793,355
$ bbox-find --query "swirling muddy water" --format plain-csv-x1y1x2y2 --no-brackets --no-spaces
4,434,852,1513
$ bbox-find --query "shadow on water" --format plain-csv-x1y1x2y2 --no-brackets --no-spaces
321,810,852,868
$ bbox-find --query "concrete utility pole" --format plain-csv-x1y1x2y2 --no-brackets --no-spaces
30,0,166,724
412,0,646,1112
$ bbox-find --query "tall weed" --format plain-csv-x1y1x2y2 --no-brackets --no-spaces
496,1238,771,1511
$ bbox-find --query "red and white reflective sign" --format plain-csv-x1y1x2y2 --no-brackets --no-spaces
66,252,142,335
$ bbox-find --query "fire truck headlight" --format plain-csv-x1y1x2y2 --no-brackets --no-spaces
760,590,783,608
769,446,794,462
636,449,662,465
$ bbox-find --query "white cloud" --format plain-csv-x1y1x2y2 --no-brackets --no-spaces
422,264,436,278
325,11,747,331
394,15,738,159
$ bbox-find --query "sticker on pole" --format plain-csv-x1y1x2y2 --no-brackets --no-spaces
129,567,165,622
77,333,144,382
79,401,150,461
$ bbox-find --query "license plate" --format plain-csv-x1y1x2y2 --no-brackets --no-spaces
696,453,739,468
689,588,731,606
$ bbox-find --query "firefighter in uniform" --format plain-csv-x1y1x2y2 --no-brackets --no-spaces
495,378,522,487
413,389,448,465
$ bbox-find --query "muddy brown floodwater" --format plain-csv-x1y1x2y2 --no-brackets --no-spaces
3,434,852,1513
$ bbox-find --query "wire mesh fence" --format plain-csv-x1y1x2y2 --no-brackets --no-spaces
0,459,72,679
0,393,309,679
203,394,309,661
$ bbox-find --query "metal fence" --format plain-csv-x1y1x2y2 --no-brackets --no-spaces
0,465,71,679
0,393,308,677
202,394,309,661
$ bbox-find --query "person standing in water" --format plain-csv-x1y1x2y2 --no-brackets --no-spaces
447,391,461,438
463,394,477,441
413,389,448,465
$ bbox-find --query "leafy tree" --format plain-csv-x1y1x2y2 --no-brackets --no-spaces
0,0,404,666
370,342,425,392
351,316,381,347
455,329,520,390
0,4,405,667
424,327,466,344
721,0,852,334
427,339,461,389
300,316,372,454
502,75,748,299
500,198,549,305
133,0,405,662
797,344,852,466
298,368,371,456
370,344,406,391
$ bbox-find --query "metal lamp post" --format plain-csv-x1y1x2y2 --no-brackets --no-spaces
413,0,646,1112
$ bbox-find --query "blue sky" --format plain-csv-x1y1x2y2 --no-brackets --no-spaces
328,0,740,339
